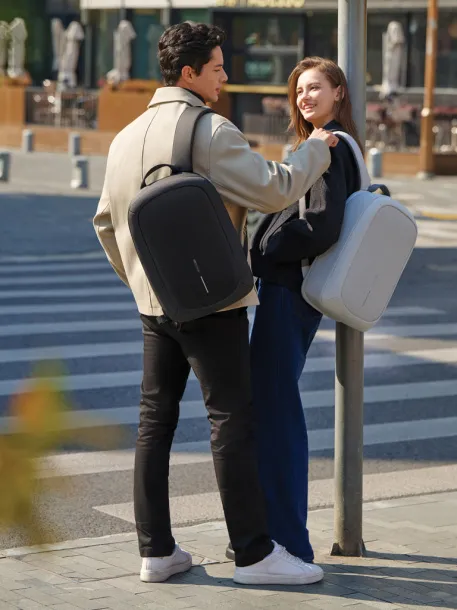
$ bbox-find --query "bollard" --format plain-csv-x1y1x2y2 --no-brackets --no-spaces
0,151,11,182
71,156,89,189
22,129,34,153
367,148,383,178
69,132,81,156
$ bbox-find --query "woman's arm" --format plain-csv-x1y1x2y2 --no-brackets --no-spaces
263,142,351,263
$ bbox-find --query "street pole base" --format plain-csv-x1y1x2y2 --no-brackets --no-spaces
416,171,435,181
330,540,367,557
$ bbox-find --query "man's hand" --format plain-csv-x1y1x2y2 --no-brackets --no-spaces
309,128,339,148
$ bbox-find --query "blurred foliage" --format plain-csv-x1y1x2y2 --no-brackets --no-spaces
0,361,122,546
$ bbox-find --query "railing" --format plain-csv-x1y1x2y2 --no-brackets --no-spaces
243,113,291,144
25,87,99,130
366,103,457,152
243,104,457,152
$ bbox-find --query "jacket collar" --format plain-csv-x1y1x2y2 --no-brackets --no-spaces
323,119,343,132
148,86,207,108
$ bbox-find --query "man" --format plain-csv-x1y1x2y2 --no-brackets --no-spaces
94,22,337,586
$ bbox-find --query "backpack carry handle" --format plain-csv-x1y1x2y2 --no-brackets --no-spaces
369,183,391,197
141,164,180,189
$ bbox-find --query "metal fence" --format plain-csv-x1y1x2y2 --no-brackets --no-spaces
242,113,291,144
25,87,99,129
243,105,457,152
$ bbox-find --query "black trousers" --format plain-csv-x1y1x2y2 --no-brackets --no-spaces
134,307,274,567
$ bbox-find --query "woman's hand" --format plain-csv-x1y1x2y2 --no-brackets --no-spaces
309,128,339,148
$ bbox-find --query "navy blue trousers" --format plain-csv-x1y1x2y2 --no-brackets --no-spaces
250,281,323,562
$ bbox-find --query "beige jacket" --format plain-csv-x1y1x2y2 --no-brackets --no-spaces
93,87,331,316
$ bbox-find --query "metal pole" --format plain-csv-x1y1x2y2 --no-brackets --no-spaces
81,9,93,89
120,0,127,21
417,0,438,179
331,0,367,558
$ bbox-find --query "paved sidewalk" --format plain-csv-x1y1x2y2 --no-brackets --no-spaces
1,150,457,220
1,492,456,610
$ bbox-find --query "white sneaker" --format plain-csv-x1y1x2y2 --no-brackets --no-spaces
140,544,192,583
233,542,324,586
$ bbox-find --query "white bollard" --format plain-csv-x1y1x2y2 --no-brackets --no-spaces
0,151,11,182
22,129,34,153
71,156,89,189
69,132,81,156
367,147,383,178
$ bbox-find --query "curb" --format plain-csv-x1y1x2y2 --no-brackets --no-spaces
2,490,455,560
418,210,457,221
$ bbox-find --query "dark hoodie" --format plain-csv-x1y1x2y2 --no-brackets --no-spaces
250,120,361,293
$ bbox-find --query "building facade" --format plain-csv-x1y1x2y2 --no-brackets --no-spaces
5,0,456,94
0,0,80,84
74,0,457,93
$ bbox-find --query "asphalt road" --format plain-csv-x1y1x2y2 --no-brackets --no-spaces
1,172,457,550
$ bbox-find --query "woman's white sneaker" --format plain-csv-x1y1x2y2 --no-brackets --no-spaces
140,545,192,583
233,542,324,585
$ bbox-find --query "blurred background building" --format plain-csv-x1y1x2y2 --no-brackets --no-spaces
0,0,456,172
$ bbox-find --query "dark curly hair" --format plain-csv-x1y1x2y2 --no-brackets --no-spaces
158,22,226,86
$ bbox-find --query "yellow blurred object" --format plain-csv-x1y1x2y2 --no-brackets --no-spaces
0,362,123,546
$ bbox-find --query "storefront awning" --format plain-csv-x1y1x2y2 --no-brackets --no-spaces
80,0,214,8
213,0,456,8
80,0,457,9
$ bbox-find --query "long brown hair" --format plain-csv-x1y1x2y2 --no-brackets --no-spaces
288,57,363,152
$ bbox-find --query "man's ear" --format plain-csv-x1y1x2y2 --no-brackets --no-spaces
181,65,194,82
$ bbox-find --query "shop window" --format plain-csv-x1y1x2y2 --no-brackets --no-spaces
408,12,426,88
219,13,303,85
175,9,211,25
366,12,408,87
131,9,163,81
306,11,337,61
437,12,457,89
46,0,79,13
95,10,119,85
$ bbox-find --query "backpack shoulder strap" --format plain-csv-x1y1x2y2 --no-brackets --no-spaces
332,130,371,191
171,106,214,173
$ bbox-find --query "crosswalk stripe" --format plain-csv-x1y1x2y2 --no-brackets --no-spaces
0,303,443,317
0,262,111,274
0,287,128,299
371,306,444,316
1,319,455,339
0,341,144,363
0,252,105,264
35,416,457,480
2,344,456,383
38,449,209,479
92,462,457,525
1,373,457,408
319,322,457,342
0,301,136,316
166,414,457,456
0,273,119,287
0,319,140,337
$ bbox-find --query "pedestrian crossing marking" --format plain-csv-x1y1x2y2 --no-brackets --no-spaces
0,273,122,287
92,462,457,526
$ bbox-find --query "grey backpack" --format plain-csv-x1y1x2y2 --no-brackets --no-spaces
128,106,253,323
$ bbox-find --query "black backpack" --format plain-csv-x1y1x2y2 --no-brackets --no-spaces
128,106,254,323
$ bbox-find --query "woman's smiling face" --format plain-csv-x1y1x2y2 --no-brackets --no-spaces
296,67,342,129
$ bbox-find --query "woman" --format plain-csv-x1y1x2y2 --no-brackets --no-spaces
250,57,363,571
